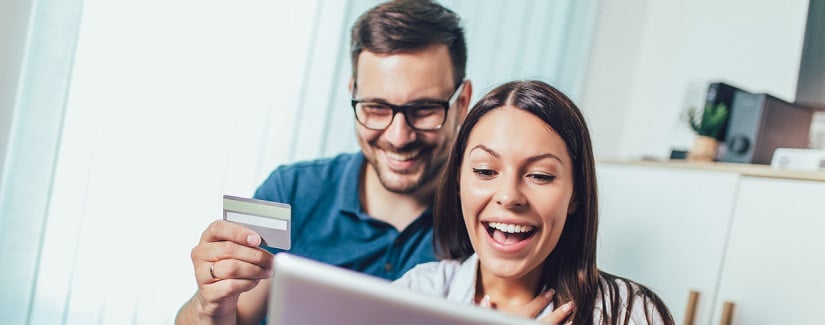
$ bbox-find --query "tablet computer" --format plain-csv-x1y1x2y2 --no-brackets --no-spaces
268,253,537,325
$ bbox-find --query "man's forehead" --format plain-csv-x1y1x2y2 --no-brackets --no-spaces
355,45,453,100
356,45,453,79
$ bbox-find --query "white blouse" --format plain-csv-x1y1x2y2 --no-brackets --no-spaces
393,254,668,324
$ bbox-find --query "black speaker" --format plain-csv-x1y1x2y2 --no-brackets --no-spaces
721,91,813,164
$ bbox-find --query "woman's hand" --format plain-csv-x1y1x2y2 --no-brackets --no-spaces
537,300,574,324
476,289,575,324
522,289,574,324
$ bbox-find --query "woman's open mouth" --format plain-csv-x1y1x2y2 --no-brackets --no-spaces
484,221,537,246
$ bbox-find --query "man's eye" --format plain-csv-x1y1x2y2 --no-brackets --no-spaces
362,103,391,114
409,104,442,117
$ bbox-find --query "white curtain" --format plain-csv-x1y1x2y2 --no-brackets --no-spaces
0,0,83,323
0,0,599,323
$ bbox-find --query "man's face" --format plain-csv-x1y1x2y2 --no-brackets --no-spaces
352,45,468,194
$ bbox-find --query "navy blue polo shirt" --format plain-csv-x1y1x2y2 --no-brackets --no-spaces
253,152,437,280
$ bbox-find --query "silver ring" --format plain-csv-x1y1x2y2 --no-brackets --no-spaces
210,262,220,280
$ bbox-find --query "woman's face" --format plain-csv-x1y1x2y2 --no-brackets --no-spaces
460,106,576,284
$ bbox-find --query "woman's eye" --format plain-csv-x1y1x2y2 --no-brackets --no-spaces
528,173,555,183
472,168,497,179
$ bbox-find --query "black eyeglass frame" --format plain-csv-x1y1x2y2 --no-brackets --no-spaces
350,81,465,131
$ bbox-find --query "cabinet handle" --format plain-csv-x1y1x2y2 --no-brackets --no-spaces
720,301,735,325
683,290,700,325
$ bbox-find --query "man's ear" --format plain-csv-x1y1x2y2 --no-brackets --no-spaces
458,80,473,118
453,80,473,130
348,78,355,95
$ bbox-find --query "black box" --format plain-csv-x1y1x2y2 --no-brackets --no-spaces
721,91,813,164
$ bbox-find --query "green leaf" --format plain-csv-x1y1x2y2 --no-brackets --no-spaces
683,103,728,138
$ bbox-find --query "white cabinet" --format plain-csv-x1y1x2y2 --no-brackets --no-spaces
596,164,740,324
596,162,825,325
710,177,825,324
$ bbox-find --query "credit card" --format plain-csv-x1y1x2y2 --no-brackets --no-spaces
223,195,291,252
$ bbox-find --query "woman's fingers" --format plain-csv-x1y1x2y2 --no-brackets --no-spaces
520,289,555,318
538,301,575,324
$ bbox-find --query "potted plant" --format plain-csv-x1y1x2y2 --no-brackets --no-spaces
684,103,728,161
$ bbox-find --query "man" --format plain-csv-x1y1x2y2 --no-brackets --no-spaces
176,1,472,323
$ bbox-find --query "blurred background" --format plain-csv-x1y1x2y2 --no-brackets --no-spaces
0,0,817,323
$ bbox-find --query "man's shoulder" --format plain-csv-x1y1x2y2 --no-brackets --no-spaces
273,152,362,177
262,152,363,187
254,152,363,202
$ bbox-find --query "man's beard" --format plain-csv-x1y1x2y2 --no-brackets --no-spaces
366,139,446,194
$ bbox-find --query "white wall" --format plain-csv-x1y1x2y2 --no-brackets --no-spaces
1,1,599,323
583,0,810,159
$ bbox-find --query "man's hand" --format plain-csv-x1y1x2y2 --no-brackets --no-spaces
177,220,274,324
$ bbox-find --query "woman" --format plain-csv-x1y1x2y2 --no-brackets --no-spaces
394,80,674,324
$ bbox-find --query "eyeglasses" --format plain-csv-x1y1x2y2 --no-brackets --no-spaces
351,81,465,131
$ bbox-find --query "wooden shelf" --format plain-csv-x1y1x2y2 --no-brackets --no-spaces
598,159,825,182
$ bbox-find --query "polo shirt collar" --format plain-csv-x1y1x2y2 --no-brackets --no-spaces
337,152,366,217
337,152,435,223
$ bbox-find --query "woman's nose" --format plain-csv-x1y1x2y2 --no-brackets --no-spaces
494,178,527,208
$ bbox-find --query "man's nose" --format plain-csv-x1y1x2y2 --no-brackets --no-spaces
382,112,417,148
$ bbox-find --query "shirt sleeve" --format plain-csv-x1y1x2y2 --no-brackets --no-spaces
253,166,287,202
252,167,289,255
627,295,669,325
392,261,457,298
599,277,670,325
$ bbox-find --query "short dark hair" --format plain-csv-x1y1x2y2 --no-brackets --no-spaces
350,0,466,86
433,80,674,325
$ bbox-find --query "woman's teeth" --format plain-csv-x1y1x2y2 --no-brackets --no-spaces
487,222,534,234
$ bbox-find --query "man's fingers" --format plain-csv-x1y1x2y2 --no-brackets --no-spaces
202,259,273,283
201,220,261,247
191,240,273,274
192,244,273,285
208,240,273,268
196,279,262,316
538,301,575,324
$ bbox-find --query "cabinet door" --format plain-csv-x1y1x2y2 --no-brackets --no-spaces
596,163,740,324
711,177,825,324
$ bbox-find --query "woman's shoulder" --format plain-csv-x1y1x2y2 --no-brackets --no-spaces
595,272,674,325
392,256,475,298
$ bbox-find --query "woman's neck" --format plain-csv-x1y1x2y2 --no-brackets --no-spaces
474,263,544,314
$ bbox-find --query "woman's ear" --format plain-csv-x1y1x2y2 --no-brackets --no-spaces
567,198,579,215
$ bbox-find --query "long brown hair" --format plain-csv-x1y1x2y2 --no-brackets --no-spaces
433,80,674,325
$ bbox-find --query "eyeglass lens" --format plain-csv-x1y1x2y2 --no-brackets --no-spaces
354,102,447,130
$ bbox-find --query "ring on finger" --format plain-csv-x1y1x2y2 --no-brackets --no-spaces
210,262,220,280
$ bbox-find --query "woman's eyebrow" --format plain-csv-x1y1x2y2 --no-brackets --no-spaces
469,144,563,164
526,153,563,165
469,144,500,158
